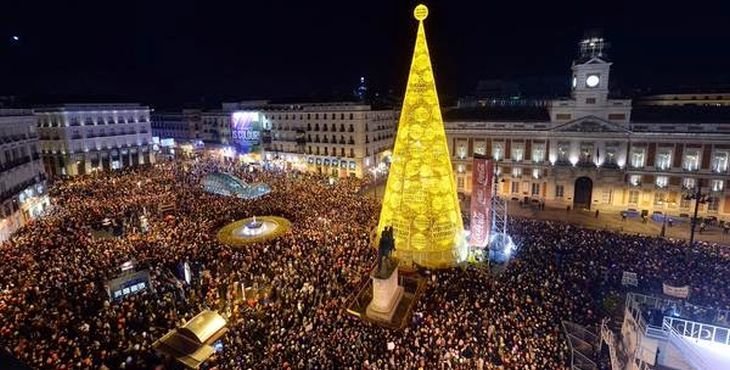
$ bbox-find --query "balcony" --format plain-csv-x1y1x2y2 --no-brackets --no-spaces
0,156,32,172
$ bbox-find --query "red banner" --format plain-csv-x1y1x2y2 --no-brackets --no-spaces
470,155,493,247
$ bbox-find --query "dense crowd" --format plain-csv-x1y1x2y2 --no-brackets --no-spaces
0,158,728,369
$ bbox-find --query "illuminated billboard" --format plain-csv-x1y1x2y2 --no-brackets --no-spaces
231,111,263,153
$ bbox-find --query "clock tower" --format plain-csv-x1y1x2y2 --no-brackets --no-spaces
571,35,611,106
549,33,632,125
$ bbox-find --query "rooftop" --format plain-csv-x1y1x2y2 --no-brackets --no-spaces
631,105,730,124
443,106,551,122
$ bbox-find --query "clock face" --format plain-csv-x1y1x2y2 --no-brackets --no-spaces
572,76,577,88
586,75,600,88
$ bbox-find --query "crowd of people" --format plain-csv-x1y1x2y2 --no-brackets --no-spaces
0,158,728,369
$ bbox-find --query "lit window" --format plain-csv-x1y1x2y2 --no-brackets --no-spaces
493,143,503,160
711,179,724,192
712,152,728,173
630,148,645,168
474,143,486,155
511,144,524,161
655,176,668,188
655,150,671,170
532,145,545,163
604,147,617,164
532,168,540,179
511,167,522,178
682,178,696,189
457,145,466,159
557,142,570,162
629,175,642,186
683,150,700,171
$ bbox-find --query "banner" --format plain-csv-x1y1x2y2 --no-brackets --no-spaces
621,271,638,287
470,155,494,247
663,283,690,299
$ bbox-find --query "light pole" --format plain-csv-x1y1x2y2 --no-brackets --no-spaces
683,181,713,248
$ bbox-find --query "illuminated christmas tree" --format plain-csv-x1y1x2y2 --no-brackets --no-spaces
376,4,465,268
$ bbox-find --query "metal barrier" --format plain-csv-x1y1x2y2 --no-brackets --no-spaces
562,321,599,370
663,318,714,370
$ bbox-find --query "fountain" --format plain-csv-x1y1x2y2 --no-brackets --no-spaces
217,216,291,247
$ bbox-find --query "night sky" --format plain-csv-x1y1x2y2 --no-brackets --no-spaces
2,0,729,108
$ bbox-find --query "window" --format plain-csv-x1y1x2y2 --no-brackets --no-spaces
682,178,696,189
532,168,540,179
683,150,700,171
493,143,503,160
532,144,545,163
655,176,669,188
604,146,617,165
608,113,626,120
557,142,570,162
654,192,667,206
531,183,540,196
511,181,520,193
474,143,486,156
579,142,594,164
629,175,642,187
655,150,672,170
630,148,645,168
457,177,465,189
585,98,597,104
711,179,724,192
511,143,524,161
680,197,690,208
628,191,640,205
555,185,564,198
511,167,522,178
457,145,467,159
712,151,728,173
708,197,719,212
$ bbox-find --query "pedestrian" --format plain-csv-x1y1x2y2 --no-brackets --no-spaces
595,209,600,218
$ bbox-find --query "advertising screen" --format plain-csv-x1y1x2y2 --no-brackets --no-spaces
231,111,262,153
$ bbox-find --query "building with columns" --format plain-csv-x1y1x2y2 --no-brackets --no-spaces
35,104,155,177
0,109,50,241
446,36,730,218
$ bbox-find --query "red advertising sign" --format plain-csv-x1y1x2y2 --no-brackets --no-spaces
470,155,494,247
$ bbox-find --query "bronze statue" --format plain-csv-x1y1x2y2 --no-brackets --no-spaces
378,226,396,271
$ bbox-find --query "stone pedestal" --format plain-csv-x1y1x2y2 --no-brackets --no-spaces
366,261,404,322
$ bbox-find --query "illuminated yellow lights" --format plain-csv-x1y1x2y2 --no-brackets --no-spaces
376,4,465,269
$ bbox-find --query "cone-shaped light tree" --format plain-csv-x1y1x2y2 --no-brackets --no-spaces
376,4,466,269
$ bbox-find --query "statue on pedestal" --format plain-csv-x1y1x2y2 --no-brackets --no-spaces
377,226,396,274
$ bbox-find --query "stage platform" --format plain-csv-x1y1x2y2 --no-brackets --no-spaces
345,270,426,330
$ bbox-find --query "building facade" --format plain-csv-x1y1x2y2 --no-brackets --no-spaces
151,109,203,157
264,102,397,178
151,110,202,142
0,109,50,241
201,101,397,178
446,37,730,218
35,104,155,176
636,92,730,106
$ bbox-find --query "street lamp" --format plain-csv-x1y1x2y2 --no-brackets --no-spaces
682,181,714,248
